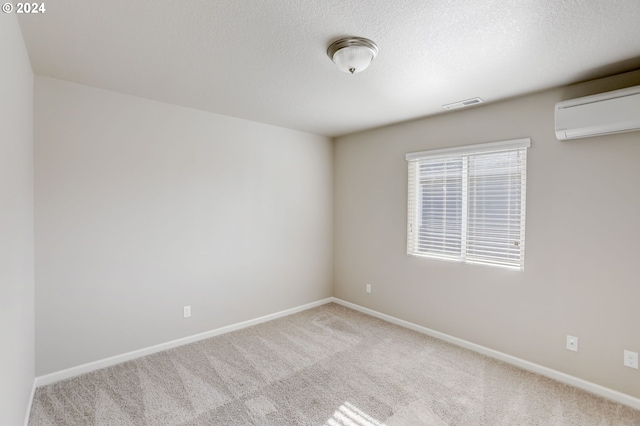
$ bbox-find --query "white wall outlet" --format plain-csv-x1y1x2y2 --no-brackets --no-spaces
624,350,638,369
566,335,578,352
366,283,371,294
183,305,191,318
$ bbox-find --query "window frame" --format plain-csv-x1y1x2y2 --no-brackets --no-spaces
406,138,530,270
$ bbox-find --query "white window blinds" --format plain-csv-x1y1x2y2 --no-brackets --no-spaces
406,138,530,270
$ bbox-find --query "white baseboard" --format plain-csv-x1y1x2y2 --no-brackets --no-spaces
23,378,36,426
331,297,640,411
35,297,333,387
31,296,640,412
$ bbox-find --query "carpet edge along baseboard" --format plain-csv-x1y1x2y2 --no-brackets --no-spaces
32,297,640,412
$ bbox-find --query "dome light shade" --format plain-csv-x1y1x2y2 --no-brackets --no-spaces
327,37,378,74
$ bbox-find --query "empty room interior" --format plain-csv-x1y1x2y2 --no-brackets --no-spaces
3,1,640,425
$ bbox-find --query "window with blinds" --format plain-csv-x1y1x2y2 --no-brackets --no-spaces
406,138,530,270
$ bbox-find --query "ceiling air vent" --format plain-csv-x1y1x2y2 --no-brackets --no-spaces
443,97,484,110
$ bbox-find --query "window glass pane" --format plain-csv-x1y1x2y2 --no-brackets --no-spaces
467,150,523,266
407,140,528,269
417,158,463,257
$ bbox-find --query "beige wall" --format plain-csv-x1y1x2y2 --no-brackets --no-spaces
334,73,640,398
34,77,333,375
0,14,35,426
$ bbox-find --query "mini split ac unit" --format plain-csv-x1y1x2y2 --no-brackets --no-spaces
554,84,640,140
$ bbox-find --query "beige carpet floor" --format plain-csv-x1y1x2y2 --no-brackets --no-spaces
29,303,640,425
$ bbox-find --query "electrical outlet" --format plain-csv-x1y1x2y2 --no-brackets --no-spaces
624,350,638,369
566,335,578,352
366,283,371,294
183,305,191,318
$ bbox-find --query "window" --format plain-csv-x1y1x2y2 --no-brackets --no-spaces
406,138,530,270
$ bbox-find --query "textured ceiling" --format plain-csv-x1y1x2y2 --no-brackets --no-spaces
17,0,640,137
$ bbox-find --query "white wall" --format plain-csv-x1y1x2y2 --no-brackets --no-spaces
35,77,333,375
334,73,640,399
0,14,35,426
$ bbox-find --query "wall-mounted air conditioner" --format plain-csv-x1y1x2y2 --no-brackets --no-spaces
554,84,640,140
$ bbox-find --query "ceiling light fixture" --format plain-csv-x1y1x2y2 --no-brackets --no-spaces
327,37,378,75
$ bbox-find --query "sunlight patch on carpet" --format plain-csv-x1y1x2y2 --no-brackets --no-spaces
325,401,385,426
